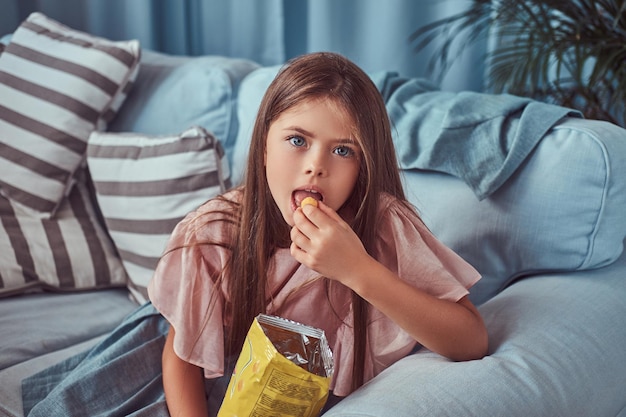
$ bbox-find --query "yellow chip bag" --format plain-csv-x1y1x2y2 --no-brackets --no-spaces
218,314,334,417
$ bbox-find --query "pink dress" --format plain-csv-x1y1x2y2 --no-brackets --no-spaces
148,191,480,397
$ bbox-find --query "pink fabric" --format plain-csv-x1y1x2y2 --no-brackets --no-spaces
148,191,480,397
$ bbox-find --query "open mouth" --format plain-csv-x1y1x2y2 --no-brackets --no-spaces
293,189,323,208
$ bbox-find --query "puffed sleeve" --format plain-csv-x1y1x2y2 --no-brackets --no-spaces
375,196,481,301
148,199,232,378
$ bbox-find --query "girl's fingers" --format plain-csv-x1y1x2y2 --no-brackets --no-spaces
293,206,320,236
299,200,344,231
315,200,344,223
290,223,309,250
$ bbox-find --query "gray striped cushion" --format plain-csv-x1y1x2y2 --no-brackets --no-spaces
0,12,140,216
0,168,128,296
87,126,230,304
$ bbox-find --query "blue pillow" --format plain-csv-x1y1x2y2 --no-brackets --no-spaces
108,50,259,169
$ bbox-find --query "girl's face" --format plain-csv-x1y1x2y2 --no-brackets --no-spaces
265,98,361,226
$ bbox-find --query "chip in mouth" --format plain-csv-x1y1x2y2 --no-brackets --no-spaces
300,196,319,208
294,190,322,207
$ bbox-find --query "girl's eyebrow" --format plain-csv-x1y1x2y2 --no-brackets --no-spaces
285,126,356,144
285,126,313,136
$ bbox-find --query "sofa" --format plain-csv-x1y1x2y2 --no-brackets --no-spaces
1,13,625,417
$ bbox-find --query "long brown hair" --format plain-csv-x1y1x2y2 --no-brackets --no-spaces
224,52,406,391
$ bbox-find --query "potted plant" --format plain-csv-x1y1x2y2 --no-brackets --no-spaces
410,0,626,127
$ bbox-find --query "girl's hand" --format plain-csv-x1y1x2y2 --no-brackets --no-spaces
291,201,488,361
290,201,371,285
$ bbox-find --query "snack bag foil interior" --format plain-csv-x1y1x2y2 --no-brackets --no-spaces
218,314,334,417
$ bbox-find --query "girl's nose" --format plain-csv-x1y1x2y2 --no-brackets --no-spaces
305,152,327,177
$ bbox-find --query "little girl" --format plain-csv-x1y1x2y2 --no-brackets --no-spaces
23,52,487,417
149,51,487,415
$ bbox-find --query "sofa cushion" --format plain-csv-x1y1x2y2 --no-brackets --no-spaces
107,49,259,172
0,288,137,371
0,12,140,216
87,127,230,304
402,118,626,305
0,13,139,216
0,168,128,297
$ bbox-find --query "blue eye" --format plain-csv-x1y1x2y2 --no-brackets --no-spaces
334,146,354,157
289,136,306,147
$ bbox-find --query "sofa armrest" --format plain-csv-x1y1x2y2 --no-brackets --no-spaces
401,117,626,306
322,249,626,417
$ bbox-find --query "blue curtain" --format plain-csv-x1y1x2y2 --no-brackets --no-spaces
0,0,486,91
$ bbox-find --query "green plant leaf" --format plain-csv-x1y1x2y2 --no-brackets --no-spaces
409,0,626,127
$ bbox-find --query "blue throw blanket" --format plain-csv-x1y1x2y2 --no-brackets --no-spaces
20,303,340,416
370,72,582,200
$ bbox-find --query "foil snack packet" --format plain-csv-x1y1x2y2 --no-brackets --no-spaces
218,314,334,417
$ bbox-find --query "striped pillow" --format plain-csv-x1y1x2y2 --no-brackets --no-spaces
0,168,128,297
0,12,140,216
87,126,230,304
